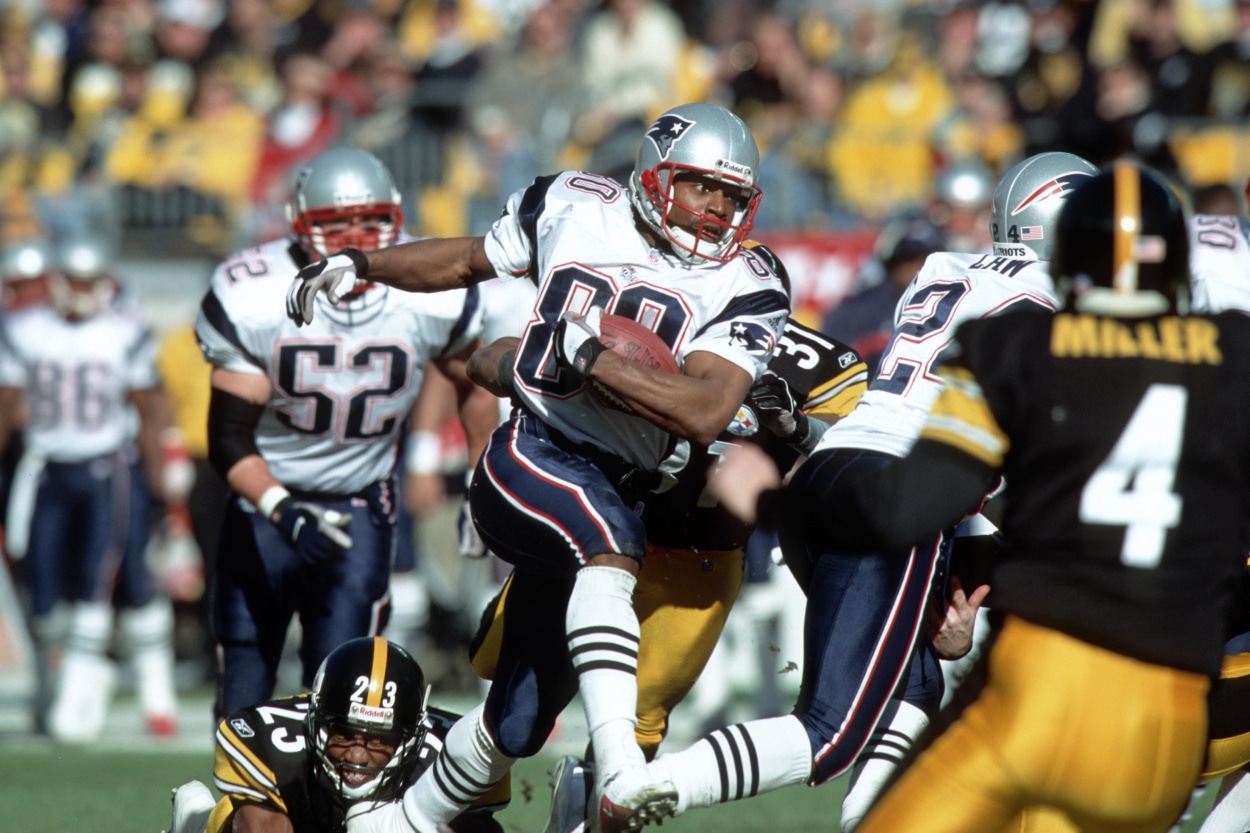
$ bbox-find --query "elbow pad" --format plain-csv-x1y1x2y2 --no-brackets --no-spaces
207,388,266,479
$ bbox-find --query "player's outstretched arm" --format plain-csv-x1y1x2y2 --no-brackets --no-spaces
286,237,495,326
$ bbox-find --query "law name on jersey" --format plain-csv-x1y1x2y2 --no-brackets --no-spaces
1051,314,1222,364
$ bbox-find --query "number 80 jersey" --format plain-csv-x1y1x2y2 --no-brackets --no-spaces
482,172,790,470
195,238,484,494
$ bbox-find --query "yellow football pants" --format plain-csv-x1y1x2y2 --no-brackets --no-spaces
856,615,1209,833
469,545,744,759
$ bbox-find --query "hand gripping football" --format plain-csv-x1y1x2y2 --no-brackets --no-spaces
597,314,681,373
589,314,680,412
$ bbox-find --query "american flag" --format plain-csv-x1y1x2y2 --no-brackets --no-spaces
1020,226,1044,240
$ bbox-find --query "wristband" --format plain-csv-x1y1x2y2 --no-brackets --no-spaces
257,485,292,520
406,431,442,475
341,247,369,279
573,338,607,377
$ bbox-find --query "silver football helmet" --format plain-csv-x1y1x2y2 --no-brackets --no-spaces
990,152,1098,261
287,147,404,260
1,239,54,282
629,103,762,264
0,239,54,310
50,233,118,320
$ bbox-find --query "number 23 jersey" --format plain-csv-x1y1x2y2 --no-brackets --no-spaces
482,171,790,471
195,238,484,494
210,694,505,833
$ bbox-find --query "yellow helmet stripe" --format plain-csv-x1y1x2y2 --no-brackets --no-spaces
367,635,388,707
1112,161,1141,297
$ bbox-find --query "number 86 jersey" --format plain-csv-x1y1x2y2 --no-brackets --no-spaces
195,237,484,494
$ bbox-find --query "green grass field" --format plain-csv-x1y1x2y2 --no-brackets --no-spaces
0,742,1222,833
0,744,846,833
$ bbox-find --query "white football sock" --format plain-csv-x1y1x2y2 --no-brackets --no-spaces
840,699,929,831
49,601,116,743
652,715,813,814
566,566,644,780
119,598,178,719
401,703,515,830
1196,772,1250,833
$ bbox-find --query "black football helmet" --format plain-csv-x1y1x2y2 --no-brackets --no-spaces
1051,162,1190,317
307,637,429,803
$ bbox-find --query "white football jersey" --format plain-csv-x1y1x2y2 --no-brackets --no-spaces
482,171,790,470
1189,214,1250,315
0,303,160,461
817,251,1056,457
196,237,485,494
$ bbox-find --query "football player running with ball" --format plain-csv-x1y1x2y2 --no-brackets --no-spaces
285,103,790,833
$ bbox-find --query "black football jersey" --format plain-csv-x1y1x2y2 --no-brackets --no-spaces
643,317,867,550
210,695,504,833
929,309,1250,674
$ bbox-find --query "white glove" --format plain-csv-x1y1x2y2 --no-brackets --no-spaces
457,496,488,558
553,305,605,377
344,800,416,833
285,249,368,326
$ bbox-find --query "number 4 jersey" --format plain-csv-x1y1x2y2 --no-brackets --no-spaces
195,238,484,494
924,308,1250,674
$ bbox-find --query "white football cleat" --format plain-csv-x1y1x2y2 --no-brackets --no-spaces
167,780,215,833
592,766,678,833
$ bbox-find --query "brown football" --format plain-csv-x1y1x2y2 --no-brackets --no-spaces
597,314,681,374
589,314,680,412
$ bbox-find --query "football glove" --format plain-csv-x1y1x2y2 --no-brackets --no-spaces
285,248,368,326
456,497,488,558
746,370,826,454
270,497,353,564
553,305,606,378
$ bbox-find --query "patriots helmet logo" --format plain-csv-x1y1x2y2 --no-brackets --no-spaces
728,321,776,357
645,114,695,160
1010,172,1094,216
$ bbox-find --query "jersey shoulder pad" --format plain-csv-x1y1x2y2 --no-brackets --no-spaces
741,240,790,293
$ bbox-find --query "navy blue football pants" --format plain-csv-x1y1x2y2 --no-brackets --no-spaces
779,447,947,784
212,479,396,719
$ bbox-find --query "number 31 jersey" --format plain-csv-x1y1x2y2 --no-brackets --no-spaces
195,238,484,494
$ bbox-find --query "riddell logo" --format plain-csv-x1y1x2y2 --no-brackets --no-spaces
1011,172,1093,215
349,702,394,728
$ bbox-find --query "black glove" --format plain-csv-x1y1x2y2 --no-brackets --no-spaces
553,306,606,378
271,497,353,563
747,370,820,453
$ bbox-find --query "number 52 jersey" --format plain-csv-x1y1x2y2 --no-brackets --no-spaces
195,238,484,494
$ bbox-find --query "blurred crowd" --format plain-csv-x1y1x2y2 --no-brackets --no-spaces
1,0,1249,259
